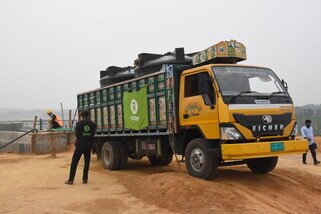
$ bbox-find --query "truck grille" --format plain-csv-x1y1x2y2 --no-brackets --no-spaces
233,113,292,137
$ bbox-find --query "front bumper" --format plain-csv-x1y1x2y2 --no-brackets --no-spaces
221,139,308,160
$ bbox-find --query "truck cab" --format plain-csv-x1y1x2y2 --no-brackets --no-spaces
178,64,308,179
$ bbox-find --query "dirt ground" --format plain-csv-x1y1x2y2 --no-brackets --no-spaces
1,138,321,214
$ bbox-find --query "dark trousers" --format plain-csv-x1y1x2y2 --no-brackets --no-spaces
303,144,318,163
51,120,61,129
68,149,91,182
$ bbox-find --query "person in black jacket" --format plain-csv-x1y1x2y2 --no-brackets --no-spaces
65,109,96,185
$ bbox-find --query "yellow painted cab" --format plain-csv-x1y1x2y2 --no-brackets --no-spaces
178,41,308,179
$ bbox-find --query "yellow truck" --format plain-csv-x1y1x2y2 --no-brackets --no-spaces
77,40,308,179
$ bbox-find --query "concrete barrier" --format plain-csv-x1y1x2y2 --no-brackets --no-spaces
0,131,76,154
32,132,76,154
0,131,32,153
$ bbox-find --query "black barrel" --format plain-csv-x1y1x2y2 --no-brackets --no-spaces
134,48,193,77
100,66,135,87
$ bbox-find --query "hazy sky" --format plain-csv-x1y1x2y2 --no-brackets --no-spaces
0,0,320,110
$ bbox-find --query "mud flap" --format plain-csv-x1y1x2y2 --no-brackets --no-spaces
207,148,221,157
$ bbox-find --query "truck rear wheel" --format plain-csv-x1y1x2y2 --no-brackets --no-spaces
246,157,278,174
185,138,218,180
117,142,128,169
101,142,120,170
148,146,173,166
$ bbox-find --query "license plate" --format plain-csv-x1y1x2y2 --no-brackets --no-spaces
270,142,284,152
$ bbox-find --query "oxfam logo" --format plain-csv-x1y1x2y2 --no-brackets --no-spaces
84,125,90,132
130,99,138,114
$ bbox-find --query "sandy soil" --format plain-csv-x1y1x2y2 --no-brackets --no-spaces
1,138,321,214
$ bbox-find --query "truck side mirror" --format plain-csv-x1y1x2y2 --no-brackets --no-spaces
281,79,288,91
198,73,216,107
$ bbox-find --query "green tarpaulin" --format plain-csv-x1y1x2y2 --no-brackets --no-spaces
123,87,149,130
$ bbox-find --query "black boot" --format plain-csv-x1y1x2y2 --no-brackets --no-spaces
303,153,307,164
311,150,320,165
65,180,73,185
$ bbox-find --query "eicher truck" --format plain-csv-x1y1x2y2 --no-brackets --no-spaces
77,40,308,179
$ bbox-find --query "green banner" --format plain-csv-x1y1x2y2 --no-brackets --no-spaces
123,87,149,130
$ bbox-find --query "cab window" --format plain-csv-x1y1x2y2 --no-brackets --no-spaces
184,72,216,106
184,74,200,97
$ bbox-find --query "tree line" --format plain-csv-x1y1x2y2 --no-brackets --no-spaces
295,104,321,136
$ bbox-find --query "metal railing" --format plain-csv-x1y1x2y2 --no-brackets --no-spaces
0,119,77,132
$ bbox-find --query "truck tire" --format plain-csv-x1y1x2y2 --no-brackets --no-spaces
117,142,128,169
148,146,173,166
185,138,218,180
246,157,278,174
101,142,120,170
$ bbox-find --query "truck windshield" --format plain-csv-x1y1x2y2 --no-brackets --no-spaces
212,66,286,96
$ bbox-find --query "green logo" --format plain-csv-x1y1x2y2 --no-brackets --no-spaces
123,87,148,130
84,125,90,132
130,99,138,114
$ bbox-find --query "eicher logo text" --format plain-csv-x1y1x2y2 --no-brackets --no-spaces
252,124,284,132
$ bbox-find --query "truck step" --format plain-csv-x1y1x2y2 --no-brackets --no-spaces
219,160,245,166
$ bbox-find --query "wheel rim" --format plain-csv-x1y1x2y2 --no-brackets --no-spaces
190,148,205,171
103,147,111,166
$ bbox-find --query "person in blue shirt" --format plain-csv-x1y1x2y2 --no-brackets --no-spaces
301,119,320,165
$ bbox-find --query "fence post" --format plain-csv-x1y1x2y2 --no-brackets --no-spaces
33,116,37,130
39,118,43,130
60,102,65,127
69,109,72,128
30,116,38,153
49,121,56,158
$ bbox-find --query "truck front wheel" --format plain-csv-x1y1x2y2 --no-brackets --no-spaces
101,142,120,170
185,138,218,180
246,157,278,174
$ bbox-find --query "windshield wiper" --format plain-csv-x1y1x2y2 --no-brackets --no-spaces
268,91,286,97
231,90,258,100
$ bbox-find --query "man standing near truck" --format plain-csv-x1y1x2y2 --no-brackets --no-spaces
302,119,320,165
65,109,96,185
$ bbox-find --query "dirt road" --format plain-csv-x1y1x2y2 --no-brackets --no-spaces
1,139,321,214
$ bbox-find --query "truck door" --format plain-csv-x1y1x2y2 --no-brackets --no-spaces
179,71,220,139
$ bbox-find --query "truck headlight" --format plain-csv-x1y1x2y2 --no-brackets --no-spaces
291,124,298,137
220,127,243,140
